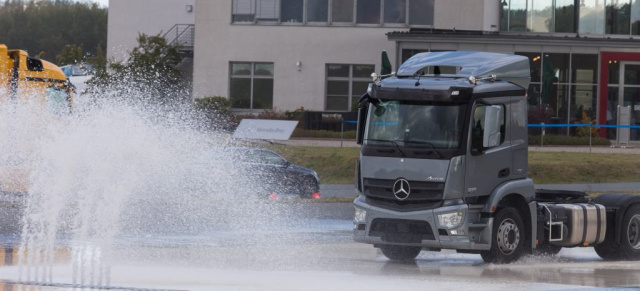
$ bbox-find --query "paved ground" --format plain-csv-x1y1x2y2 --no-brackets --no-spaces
0,183,637,290
0,200,638,291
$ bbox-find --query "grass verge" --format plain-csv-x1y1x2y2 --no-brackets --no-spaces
529,135,611,146
271,145,640,185
291,128,356,139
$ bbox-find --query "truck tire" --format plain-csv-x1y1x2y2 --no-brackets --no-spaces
481,207,526,264
595,204,640,261
619,204,640,260
594,239,622,261
380,245,422,261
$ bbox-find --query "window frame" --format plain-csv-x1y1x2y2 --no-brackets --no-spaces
229,62,274,110
470,103,506,153
325,63,375,112
230,0,432,28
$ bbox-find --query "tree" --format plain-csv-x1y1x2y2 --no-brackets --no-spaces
85,33,186,103
0,0,107,64
56,44,84,66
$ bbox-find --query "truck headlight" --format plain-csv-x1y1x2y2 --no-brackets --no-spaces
354,207,367,223
437,211,464,229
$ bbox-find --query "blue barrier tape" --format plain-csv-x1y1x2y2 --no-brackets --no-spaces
528,123,640,129
343,120,640,129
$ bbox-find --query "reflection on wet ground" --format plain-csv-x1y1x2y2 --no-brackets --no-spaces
0,202,637,290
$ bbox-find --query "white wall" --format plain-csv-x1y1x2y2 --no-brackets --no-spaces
434,0,486,31
193,0,495,111
194,1,403,111
107,0,195,62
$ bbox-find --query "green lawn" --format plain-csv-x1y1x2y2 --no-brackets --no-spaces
271,145,640,185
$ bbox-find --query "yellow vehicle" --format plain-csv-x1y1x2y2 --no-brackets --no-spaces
0,44,73,112
0,44,74,195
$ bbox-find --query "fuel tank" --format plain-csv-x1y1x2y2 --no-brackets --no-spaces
543,203,607,247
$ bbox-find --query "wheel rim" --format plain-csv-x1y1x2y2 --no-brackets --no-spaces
497,218,520,255
627,214,640,250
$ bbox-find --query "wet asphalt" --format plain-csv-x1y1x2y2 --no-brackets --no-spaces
0,186,638,290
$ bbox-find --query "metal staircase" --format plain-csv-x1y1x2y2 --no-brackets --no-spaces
163,24,195,56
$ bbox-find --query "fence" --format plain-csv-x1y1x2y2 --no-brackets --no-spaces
335,121,640,150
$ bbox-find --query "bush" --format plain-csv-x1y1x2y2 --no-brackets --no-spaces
194,96,232,130
575,112,600,138
194,96,231,117
291,129,356,139
528,105,555,124
529,134,611,146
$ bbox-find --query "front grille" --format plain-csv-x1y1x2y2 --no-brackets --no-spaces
369,218,435,243
363,178,444,211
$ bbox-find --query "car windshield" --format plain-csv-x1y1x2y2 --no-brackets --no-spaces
239,149,287,165
365,101,466,149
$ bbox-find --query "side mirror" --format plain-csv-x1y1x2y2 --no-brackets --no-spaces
356,104,368,145
283,161,291,168
482,105,502,148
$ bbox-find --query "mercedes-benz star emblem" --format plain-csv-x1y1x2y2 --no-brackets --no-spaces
393,179,411,201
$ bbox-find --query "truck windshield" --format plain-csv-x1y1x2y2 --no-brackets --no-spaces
365,101,466,149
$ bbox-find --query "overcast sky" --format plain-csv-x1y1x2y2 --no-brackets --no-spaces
80,0,108,7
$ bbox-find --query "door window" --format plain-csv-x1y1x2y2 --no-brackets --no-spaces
471,104,505,151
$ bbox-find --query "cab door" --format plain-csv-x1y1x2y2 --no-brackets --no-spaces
464,98,512,199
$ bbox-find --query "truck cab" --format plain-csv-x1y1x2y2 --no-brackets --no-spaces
353,51,640,263
0,44,74,194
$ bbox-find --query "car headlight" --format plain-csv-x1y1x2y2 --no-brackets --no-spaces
354,207,367,223
437,211,464,229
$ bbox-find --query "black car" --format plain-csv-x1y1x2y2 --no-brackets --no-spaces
208,147,320,198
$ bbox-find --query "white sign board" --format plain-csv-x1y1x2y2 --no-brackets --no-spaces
233,119,299,140
618,106,631,145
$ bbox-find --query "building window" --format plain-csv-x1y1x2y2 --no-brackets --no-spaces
357,0,381,24
332,0,354,22
507,0,528,31
307,0,329,22
517,52,598,137
232,0,256,22
528,0,553,32
578,0,605,34
384,0,407,24
555,0,576,33
281,0,304,23
605,0,631,35
326,64,374,111
408,0,434,25
231,0,433,26
229,62,274,109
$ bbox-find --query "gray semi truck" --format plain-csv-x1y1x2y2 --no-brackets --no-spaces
352,51,640,263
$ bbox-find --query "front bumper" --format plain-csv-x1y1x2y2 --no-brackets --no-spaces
353,195,492,251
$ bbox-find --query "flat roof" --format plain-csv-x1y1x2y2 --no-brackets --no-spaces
387,29,640,48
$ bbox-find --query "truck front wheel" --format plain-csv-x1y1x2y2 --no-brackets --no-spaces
380,245,422,261
481,207,526,264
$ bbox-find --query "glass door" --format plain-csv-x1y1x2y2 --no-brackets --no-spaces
618,62,640,141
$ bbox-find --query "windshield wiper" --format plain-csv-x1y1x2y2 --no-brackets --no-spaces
365,139,406,157
393,140,443,158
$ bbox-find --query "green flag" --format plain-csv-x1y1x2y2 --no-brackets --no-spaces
381,50,392,78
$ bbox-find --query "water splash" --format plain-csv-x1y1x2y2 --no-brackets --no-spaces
0,87,280,286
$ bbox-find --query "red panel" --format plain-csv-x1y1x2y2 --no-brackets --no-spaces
599,52,640,137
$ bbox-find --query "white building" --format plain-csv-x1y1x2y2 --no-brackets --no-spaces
193,0,497,113
107,0,195,62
